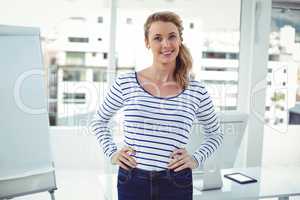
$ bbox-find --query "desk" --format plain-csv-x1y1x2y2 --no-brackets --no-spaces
98,166,300,200
193,166,300,200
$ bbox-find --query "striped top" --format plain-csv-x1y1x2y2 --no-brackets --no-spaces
90,71,223,171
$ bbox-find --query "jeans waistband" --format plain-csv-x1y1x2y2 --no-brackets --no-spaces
119,167,191,179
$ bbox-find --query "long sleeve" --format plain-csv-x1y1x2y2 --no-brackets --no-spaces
89,76,124,161
192,85,224,168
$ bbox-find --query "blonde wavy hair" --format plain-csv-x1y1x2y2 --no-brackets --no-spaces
144,11,193,89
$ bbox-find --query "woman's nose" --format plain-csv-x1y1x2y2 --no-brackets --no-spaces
162,38,170,47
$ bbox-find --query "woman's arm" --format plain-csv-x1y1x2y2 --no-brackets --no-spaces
89,76,124,161
192,85,224,168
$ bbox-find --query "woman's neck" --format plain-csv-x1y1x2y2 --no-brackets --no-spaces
148,62,176,83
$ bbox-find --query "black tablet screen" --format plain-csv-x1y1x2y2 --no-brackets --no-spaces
224,173,257,184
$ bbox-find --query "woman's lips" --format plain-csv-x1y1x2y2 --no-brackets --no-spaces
161,50,175,56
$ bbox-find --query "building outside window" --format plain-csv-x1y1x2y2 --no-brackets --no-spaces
265,6,300,127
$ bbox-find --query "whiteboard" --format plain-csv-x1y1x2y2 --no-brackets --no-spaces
0,25,56,199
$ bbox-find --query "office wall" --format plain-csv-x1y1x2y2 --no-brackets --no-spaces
50,127,105,170
262,125,300,167
50,127,122,170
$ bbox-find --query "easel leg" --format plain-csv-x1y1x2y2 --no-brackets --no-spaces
49,190,55,200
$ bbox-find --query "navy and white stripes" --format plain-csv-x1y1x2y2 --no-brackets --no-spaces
90,72,223,171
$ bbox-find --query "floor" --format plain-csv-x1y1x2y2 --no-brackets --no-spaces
15,169,107,200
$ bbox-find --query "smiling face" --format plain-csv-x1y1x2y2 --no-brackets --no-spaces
145,21,181,66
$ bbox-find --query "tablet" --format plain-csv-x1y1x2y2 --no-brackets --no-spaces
224,173,257,184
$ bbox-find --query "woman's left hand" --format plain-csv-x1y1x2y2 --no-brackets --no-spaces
167,148,198,172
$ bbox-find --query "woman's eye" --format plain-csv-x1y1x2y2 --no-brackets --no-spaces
169,35,176,39
154,37,161,41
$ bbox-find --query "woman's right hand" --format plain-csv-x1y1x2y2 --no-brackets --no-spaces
111,146,137,170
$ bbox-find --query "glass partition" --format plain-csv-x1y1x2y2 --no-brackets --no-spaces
265,5,300,129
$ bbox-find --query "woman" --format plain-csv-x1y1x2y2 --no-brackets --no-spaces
90,11,223,200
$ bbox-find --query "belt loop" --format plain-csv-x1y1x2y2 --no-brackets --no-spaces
166,168,171,179
150,170,155,178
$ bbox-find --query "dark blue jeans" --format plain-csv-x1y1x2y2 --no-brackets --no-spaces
117,167,193,200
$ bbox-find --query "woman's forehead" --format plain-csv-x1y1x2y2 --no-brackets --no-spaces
148,21,179,36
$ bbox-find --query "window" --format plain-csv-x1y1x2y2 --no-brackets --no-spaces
69,17,86,21
202,52,239,60
218,106,237,111
63,93,86,104
93,68,107,82
49,100,57,126
126,17,133,24
189,22,194,29
65,52,85,65
203,80,238,85
203,52,226,59
227,53,239,59
268,54,279,61
202,66,237,72
266,6,300,126
98,16,103,23
50,58,56,65
63,69,86,81
103,52,108,59
68,37,89,43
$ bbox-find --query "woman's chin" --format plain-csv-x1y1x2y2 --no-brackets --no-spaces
159,57,176,65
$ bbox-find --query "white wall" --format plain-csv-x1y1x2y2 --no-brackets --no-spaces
50,127,105,170
262,125,300,167
49,127,122,171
